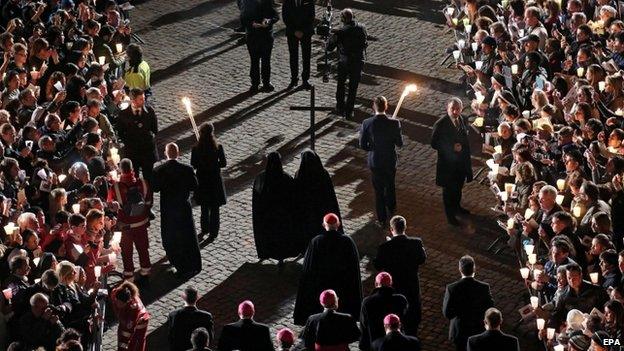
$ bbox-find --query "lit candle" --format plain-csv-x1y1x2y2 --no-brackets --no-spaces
109,147,118,156
475,60,483,70
556,179,566,191
108,253,117,264
530,296,539,308
500,191,508,202
522,110,530,118
72,203,80,214
446,7,454,16
524,244,535,255
111,154,121,165
3,223,16,236
473,117,484,127
528,254,537,265
547,328,556,340
511,64,519,75
475,92,485,104
98,56,106,65
590,272,599,284
599,81,606,92
452,50,461,61
491,163,499,174
507,218,515,229
391,84,418,119
573,205,582,217
181,97,200,140
112,231,122,246
577,67,585,77
504,183,516,194
2,288,12,300
556,194,564,205
533,269,542,280
94,266,102,278
465,24,472,34
109,170,118,181
33,257,40,267
457,39,465,49
494,145,502,154
536,318,545,330
524,208,534,220
554,345,565,351
462,18,470,26
115,43,123,54
520,267,530,279
471,42,478,52
452,18,459,26
58,174,67,183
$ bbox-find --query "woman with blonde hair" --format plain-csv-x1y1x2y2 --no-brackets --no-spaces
48,188,67,225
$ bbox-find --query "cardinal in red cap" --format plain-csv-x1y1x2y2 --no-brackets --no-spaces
370,314,421,350
298,290,360,351
294,213,362,326
276,328,295,350
217,300,274,351
358,272,408,351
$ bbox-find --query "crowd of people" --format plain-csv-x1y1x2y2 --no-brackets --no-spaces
439,0,624,349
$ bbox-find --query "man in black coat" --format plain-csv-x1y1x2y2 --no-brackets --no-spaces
359,96,404,225
217,300,275,351
167,286,214,351
431,97,473,226
359,272,408,351
442,255,494,351
152,143,202,278
116,88,158,185
466,308,520,351
370,314,420,351
282,0,315,89
373,215,426,336
240,0,279,92
299,289,360,350
293,213,362,325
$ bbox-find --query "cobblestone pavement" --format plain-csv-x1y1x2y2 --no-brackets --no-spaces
101,0,539,350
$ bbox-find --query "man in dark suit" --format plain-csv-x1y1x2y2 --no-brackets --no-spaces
443,255,494,351
240,0,279,92
431,97,473,226
359,96,404,225
282,0,315,89
189,327,213,351
116,88,158,186
299,290,361,350
359,272,408,351
466,308,520,351
374,215,426,336
167,286,214,351
217,300,275,351
370,314,420,351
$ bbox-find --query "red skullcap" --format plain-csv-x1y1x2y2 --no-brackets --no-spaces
238,300,255,318
375,272,393,287
276,328,295,344
384,314,401,328
323,213,340,226
319,289,338,307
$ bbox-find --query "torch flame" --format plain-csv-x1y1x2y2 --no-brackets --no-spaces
405,84,417,94
182,97,192,116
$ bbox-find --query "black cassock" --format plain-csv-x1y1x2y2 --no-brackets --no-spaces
294,150,342,253
293,229,362,325
152,159,202,274
252,152,300,260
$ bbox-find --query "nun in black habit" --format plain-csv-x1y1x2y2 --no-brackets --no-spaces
293,150,342,253
252,152,299,262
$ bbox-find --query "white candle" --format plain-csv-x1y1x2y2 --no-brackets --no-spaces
520,267,530,279
556,179,566,191
555,194,565,205
473,117,484,127
446,7,454,16
2,288,11,300
504,183,516,194
452,50,461,61
33,257,40,267
507,218,515,229
530,296,539,308
465,24,472,34
475,60,483,70
524,208,534,220
72,203,80,214
590,272,599,284
98,56,106,65
518,29,525,37
457,39,465,49
573,205,582,217
537,318,545,330
109,147,118,156
494,145,502,154
533,269,542,280
475,92,485,103
462,18,470,26
3,223,16,236
522,110,530,118
554,345,565,351
109,170,118,182
111,154,121,165
471,42,478,52
500,191,508,202
547,328,556,340
528,254,537,265
115,43,123,54
577,67,585,77
491,163,499,174
452,18,459,26
524,244,535,255
511,64,519,74
94,266,102,278
108,253,117,264
58,174,67,183
599,81,606,91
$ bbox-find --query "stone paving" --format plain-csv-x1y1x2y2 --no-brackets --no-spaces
101,0,540,350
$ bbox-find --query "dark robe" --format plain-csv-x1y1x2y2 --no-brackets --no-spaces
293,229,362,325
294,150,342,253
252,152,299,260
152,159,202,274
190,144,227,207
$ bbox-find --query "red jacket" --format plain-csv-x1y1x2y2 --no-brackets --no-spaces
107,173,152,229
111,288,150,351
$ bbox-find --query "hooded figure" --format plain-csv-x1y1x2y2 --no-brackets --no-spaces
294,150,342,253
252,152,299,261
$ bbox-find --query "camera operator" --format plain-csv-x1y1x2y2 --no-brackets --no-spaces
18,292,65,351
282,0,315,90
327,8,367,119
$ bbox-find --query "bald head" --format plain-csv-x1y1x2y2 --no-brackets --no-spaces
165,143,179,160
341,9,354,23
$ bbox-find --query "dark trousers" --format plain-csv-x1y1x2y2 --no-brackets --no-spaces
201,204,220,238
371,167,397,223
454,338,468,351
336,60,363,116
247,38,273,86
442,178,465,222
286,32,311,82
129,157,155,187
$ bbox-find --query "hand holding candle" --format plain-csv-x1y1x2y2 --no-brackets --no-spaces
391,84,418,119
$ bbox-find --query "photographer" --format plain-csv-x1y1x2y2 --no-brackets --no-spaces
18,292,65,350
327,8,367,119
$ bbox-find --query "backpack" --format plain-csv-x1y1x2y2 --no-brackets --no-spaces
115,180,147,217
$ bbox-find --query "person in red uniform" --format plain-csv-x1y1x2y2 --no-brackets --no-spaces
107,158,152,281
112,281,150,351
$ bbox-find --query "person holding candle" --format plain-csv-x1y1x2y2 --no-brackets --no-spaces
466,308,520,351
191,123,227,243
598,249,621,289
539,239,577,299
431,98,473,226
359,96,404,227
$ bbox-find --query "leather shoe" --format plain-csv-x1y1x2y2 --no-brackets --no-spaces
457,207,471,215
301,81,312,90
261,83,275,92
249,85,259,93
288,80,298,89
